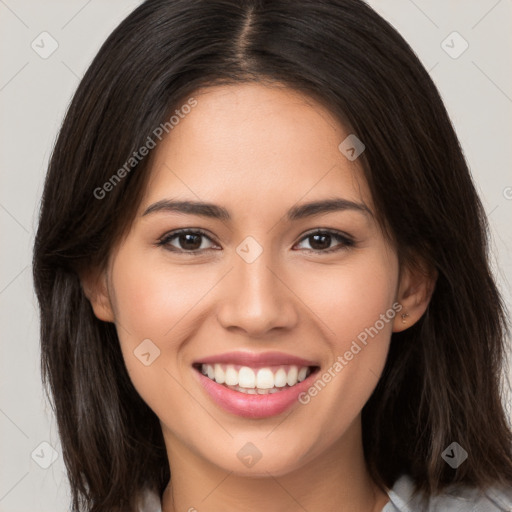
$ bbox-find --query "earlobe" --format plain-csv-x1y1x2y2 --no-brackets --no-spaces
393,261,437,333
79,268,115,323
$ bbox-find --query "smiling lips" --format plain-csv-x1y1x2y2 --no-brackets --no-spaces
193,351,319,418
200,363,311,394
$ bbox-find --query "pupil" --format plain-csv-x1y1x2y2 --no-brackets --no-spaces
180,233,201,250
311,234,330,250
177,233,333,251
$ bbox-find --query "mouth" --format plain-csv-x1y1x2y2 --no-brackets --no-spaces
193,363,317,395
192,352,320,418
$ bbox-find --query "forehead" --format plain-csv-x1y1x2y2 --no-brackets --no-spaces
140,83,372,214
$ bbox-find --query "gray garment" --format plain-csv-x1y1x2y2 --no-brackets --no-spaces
138,473,512,512
384,474,512,511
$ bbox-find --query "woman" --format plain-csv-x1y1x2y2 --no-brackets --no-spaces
32,0,512,510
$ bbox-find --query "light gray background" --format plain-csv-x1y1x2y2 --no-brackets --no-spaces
1,1,511,510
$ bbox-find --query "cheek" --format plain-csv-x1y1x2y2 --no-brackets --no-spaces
107,251,222,423
293,249,398,345
291,249,399,442
110,249,220,343
107,249,221,393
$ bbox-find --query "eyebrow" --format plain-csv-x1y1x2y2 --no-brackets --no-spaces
142,197,372,221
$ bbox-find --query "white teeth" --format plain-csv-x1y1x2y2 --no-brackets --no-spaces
238,366,256,388
214,364,225,384
297,367,308,382
225,365,238,386
256,368,274,389
286,366,298,386
274,368,288,387
226,385,282,394
200,363,313,392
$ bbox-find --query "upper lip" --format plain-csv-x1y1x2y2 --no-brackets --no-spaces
194,351,319,368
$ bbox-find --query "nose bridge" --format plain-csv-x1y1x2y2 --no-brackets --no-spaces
234,238,281,312
238,249,276,300
216,235,298,334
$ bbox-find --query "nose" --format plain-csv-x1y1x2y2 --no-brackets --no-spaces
215,248,299,337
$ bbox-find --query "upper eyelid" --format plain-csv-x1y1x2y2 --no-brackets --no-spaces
158,228,219,245
158,228,353,249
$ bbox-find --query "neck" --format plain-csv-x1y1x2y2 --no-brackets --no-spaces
161,417,390,512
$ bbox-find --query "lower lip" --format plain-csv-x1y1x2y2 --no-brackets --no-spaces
194,368,318,419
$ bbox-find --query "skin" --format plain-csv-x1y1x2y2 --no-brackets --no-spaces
84,83,434,512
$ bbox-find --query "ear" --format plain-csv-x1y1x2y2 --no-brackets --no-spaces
79,267,115,323
393,259,437,333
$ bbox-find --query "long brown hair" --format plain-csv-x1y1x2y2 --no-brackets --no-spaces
32,0,512,510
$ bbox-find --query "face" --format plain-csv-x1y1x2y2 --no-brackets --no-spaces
94,83,405,477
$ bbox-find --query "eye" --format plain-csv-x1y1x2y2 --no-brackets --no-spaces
157,229,219,254
294,229,354,253
156,228,354,255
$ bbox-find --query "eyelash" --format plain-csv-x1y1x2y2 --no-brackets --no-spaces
156,228,355,256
